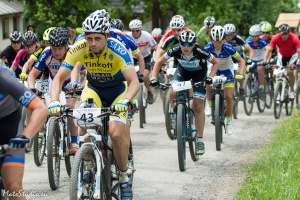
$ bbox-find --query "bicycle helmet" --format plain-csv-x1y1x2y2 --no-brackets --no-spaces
43,27,55,41
90,9,110,19
279,23,289,34
249,24,261,36
111,19,124,31
169,15,185,29
204,16,215,28
129,19,142,30
210,25,224,41
179,30,196,47
260,21,272,33
23,31,38,47
152,28,162,37
82,13,110,33
9,31,22,42
224,23,236,35
48,27,69,47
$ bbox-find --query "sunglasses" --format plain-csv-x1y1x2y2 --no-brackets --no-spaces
173,28,183,32
180,42,194,48
132,30,141,33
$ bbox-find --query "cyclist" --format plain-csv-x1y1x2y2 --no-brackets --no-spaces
128,19,157,104
19,27,55,80
260,21,273,43
152,28,163,43
48,13,139,200
0,31,23,66
27,27,79,154
155,15,186,59
245,24,268,96
151,30,218,155
205,25,246,134
264,23,300,99
0,64,47,200
224,23,246,57
197,16,215,47
11,31,40,78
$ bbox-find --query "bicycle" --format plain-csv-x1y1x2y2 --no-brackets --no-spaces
211,76,227,151
264,58,276,109
69,100,135,200
135,65,147,128
160,80,200,172
243,60,266,115
273,67,294,119
46,90,81,190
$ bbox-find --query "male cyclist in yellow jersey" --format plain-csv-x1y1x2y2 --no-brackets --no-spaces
48,12,139,200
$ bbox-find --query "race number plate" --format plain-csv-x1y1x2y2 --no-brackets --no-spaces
171,81,192,92
35,79,49,93
73,108,101,125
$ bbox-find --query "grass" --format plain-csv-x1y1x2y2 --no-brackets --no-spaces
235,110,300,200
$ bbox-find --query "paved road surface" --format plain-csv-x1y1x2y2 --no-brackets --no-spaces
23,99,281,200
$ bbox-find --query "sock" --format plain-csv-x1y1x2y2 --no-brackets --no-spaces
71,136,78,144
119,168,129,183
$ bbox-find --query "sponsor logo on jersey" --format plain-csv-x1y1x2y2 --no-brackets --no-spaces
19,91,35,107
108,40,127,56
70,42,87,55
85,62,113,68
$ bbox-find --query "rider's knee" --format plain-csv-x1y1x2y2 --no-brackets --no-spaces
4,179,23,193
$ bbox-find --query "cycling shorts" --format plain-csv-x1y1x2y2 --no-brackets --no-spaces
134,55,152,71
216,68,234,88
173,67,206,99
80,82,128,124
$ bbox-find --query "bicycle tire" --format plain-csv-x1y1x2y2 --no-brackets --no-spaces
33,127,46,167
188,110,199,162
274,82,283,119
164,90,176,140
265,79,273,109
69,144,105,200
47,117,61,190
176,104,186,172
138,84,145,128
214,94,222,151
233,81,239,119
243,76,254,116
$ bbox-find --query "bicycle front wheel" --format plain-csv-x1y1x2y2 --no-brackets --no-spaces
214,94,223,151
274,82,283,119
176,104,186,172
243,76,254,116
33,124,47,167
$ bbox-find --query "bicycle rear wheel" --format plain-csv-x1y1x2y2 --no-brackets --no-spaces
164,89,176,140
274,82,283,119
137,84,145,128
188,110,199,162
47,117,61,190
265,78,274,109
214,94,223,151
33,125,46,167
233,81,239,119
176,104,186,172
243,76,254,116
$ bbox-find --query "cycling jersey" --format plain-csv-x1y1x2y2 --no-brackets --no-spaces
165,44,214,72
204,42,239,70
260,33,273,44
161,35,179,51
62,38,132,88
34,46,69,80
75,33,85,42
11,49,30,76
197,26,211,47
269,33,300,57
0,65,38,119
31,47,44,61
0,45,19,66
127,30,157,58
228,35,245,47
110,28,140,55
246,37,268,61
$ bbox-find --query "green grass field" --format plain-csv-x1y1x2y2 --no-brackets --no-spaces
235,110,300,200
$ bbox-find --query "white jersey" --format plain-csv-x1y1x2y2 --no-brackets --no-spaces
128,30,157,58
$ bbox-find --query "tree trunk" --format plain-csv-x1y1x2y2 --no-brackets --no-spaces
152,0,161,28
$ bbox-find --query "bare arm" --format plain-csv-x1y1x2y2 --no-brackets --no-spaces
235,54,246,75
122,66,140,100
23,99,48,139
28,68,42,88
70,61,82,82
23,56,36,73
264,46,273,63
151,55,167,78
208,58,219,77
134,51,145,74
51,67,71,101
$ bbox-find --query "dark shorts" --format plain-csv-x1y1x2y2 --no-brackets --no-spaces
173,67,206,98
0,109,20,145
134,55,152,71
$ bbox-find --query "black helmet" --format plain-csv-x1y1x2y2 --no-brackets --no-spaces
111,19,124,31
9,31,22,42
48,27,69,47
23,31,38,47
279,23,289,34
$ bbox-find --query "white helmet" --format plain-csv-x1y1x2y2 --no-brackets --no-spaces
90,9,110,19
210,25,225,41
169,15,185,29
224,23,236,35
249,24,261,36
129,19,142,30
151,28,162,37
82,13,110,33
179,30,196,46
204,16,215,28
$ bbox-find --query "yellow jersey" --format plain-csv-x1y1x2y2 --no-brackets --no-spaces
62,38,133,87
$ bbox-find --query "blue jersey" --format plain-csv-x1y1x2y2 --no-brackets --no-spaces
246,37,268,61
110,29,139,54
204,42,239,70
